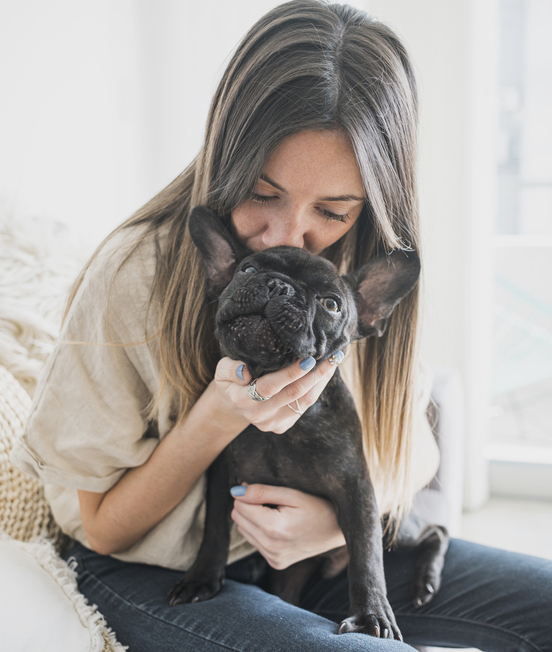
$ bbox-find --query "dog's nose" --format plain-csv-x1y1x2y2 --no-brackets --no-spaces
267,278,295,298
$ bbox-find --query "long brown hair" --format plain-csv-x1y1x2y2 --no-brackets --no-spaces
66,0,421,521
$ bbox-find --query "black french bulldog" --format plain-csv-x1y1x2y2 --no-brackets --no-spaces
169,206,449,640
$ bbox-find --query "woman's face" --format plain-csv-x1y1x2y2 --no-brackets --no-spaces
231,130,365,255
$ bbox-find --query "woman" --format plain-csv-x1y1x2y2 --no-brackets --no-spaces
12,1,551,650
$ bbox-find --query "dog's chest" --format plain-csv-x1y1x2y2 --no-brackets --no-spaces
225,372,366,498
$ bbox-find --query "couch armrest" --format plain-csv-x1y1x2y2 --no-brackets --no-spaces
413,364,465,536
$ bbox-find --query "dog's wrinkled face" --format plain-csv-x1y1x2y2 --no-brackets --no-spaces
215,247,356,376
188,206,421,378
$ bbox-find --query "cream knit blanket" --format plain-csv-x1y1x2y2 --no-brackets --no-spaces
0,207,89,396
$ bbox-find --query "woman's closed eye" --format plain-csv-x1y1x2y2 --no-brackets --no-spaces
318,208,350,222
249,192,351,223
249,192,278,205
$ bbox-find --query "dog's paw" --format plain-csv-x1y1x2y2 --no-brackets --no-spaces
169,573,224,606
338,598,402,640
412,525,449,608
411,568,441,608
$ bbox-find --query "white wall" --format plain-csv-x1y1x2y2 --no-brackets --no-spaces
133,0,282,202
0,0,497,509
0,1,148,245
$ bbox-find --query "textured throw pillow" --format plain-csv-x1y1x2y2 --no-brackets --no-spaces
0,367,125,651
0,364,61,543
0,533,126,652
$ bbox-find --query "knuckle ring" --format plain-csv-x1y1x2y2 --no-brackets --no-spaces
248,379,272,402
287,399,303,415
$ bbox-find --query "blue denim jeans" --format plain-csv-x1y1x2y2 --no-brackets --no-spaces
64,538,551,652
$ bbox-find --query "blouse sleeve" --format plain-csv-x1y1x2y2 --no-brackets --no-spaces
11,234,162,493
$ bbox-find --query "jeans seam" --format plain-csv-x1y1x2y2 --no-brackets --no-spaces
398,612,544,652
78,570,250,652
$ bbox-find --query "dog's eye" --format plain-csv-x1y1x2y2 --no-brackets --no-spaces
321,297,340,312
242,266,256,274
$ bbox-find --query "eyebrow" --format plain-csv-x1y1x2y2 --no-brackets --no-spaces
259,173,364,203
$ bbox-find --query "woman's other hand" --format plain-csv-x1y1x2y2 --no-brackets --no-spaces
212,353,343,435
230,484,346,569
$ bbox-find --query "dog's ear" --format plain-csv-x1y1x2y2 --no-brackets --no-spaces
188,206,248,292
344,250,421,339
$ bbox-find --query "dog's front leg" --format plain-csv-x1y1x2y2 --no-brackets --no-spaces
169,452,232,605
335,475,402,640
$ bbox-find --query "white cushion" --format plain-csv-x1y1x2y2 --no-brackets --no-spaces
0,533,125,652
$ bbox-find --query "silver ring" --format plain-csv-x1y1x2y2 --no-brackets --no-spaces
247,379,272,402
287,399,303,416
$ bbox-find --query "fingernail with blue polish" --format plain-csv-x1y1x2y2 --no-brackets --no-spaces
230,485,247,497
236,364,245,381
300,356,316,371
329,350,345,366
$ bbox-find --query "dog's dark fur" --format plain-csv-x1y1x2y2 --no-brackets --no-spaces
169,207,449,639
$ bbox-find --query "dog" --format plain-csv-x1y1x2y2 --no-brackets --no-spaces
169,206,449,640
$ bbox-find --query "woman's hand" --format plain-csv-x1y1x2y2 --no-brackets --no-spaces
230,484,346,569
212,353,343,435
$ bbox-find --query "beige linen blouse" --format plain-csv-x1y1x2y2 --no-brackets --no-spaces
11,226,254,570
11,224,437,571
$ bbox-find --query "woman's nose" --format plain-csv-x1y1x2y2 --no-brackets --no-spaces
261,210,306,249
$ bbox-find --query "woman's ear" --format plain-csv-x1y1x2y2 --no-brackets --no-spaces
344,250,421,339
188,206,248,292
